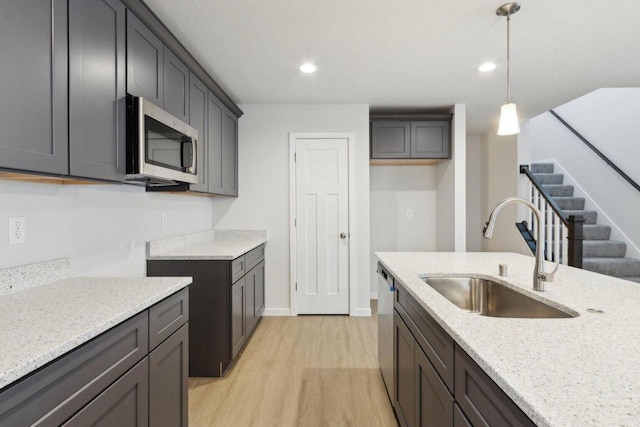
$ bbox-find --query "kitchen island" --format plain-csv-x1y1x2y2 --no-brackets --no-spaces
376,251,640,427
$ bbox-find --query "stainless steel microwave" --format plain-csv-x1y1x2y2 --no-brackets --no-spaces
126,95,198,185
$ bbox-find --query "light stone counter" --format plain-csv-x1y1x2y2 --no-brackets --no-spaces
376,251,640,427
146,229,267,260
0,259,191,390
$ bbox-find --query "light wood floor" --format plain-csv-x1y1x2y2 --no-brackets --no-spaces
188,302,397,427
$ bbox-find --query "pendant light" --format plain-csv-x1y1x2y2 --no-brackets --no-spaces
496,2,521,136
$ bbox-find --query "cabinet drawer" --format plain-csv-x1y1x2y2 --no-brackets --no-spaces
149,288,189,351
455,345,535,427
0,312,148,427
245,244,265,272
231,255,245,284
63,358,149,426
395,285,455,393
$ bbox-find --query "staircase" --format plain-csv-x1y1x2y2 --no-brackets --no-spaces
531,163,640,283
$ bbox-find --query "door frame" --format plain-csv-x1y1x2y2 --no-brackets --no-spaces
289,132,356,316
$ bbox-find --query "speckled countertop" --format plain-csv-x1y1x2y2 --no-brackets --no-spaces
147,229,267,260
0,268,191,390
376,252,640,427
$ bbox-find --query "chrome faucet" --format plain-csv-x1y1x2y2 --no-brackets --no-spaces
483,197,559,291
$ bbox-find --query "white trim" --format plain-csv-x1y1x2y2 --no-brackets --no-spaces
352,308,372,317
289,132,357,316
262,308,292,317
370,291,378,300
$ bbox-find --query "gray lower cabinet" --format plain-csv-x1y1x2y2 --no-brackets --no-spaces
147,244,265,377
0,0,68,176
392,282,535,427
63,358,149,427
149,324,189,427
371,118,451,160
189,73,208,193
69,0,127,182
0,289,189,427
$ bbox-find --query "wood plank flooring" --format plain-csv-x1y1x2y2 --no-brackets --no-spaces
189,302,397,426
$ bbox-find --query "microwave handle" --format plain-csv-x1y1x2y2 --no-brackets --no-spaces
181,138,195,170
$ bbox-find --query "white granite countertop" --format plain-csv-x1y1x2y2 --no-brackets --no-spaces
0,275,191,390
147,229,267,260
376,252,640,427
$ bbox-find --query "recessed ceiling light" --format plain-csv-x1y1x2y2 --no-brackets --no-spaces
478,62,497,72
300,63,317,73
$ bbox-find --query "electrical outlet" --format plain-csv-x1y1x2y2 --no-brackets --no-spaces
406,210,413,220
9,217,26,245
161,212,168,227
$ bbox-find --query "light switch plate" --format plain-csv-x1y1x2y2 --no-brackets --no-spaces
9,217,26,245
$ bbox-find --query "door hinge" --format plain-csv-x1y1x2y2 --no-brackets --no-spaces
295,282,298,291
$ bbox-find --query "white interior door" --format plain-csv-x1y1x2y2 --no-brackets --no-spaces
295,137,349,314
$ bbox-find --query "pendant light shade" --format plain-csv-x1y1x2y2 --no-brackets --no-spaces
498,102,520,135
496,3,521,136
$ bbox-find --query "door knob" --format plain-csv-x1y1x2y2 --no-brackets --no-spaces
340,232,347,239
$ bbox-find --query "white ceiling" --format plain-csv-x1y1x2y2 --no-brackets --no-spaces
144,0,640,134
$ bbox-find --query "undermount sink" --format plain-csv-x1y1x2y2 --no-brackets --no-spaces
422,277,575,319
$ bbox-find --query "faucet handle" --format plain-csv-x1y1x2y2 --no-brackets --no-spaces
538,260,560,282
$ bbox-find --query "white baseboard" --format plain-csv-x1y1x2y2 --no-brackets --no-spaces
370,290,378,299
262,308,291,316
351,307,372,317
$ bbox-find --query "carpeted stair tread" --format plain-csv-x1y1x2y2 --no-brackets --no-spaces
542,185,574,197
531,163,555,173
583,240,627,258
583,225,612,240
553,197,586,210
583,258,640,277
563,210,597,224
533,173,564,185
622,277,640,284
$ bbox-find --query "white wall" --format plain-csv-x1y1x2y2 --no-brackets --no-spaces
213,104,371,316
436,104,466,251
369,166,437,297
0,181,214,276
480,132,530,255
466,135,483,251
522,88,640,257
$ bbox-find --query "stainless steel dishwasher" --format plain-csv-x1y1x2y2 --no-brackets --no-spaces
377,262,395,401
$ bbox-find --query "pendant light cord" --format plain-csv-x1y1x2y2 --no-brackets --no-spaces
506,13,511,103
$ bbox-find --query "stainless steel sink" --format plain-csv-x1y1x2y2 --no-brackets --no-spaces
422,277,575,319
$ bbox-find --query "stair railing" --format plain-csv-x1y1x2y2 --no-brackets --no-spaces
519,165,584,268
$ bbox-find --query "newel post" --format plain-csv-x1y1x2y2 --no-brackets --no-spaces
567,215,584,268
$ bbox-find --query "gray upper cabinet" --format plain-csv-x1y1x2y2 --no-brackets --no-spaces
411,121,450,159
69,0,126,182
0,0,68,175
163,47,190,123
371,121,411,159
189,73,208,193
222,109,239,196
371,117,451,160
207,92,224,195
126,10,163,106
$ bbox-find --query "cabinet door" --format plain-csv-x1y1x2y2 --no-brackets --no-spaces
222,109,239,196
0,0,68,175
163,47,189,123
149,324,189,427
415,346,454,427
244,267,257,336
63,358,149,427
69,0,126,182
254,261,265,318
410,121,450,159
454,404,472,427
189,73,208,193
371,121,410,159
207,92,224,194
231,277,246,358
127,10,163,106
395,311,416,427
